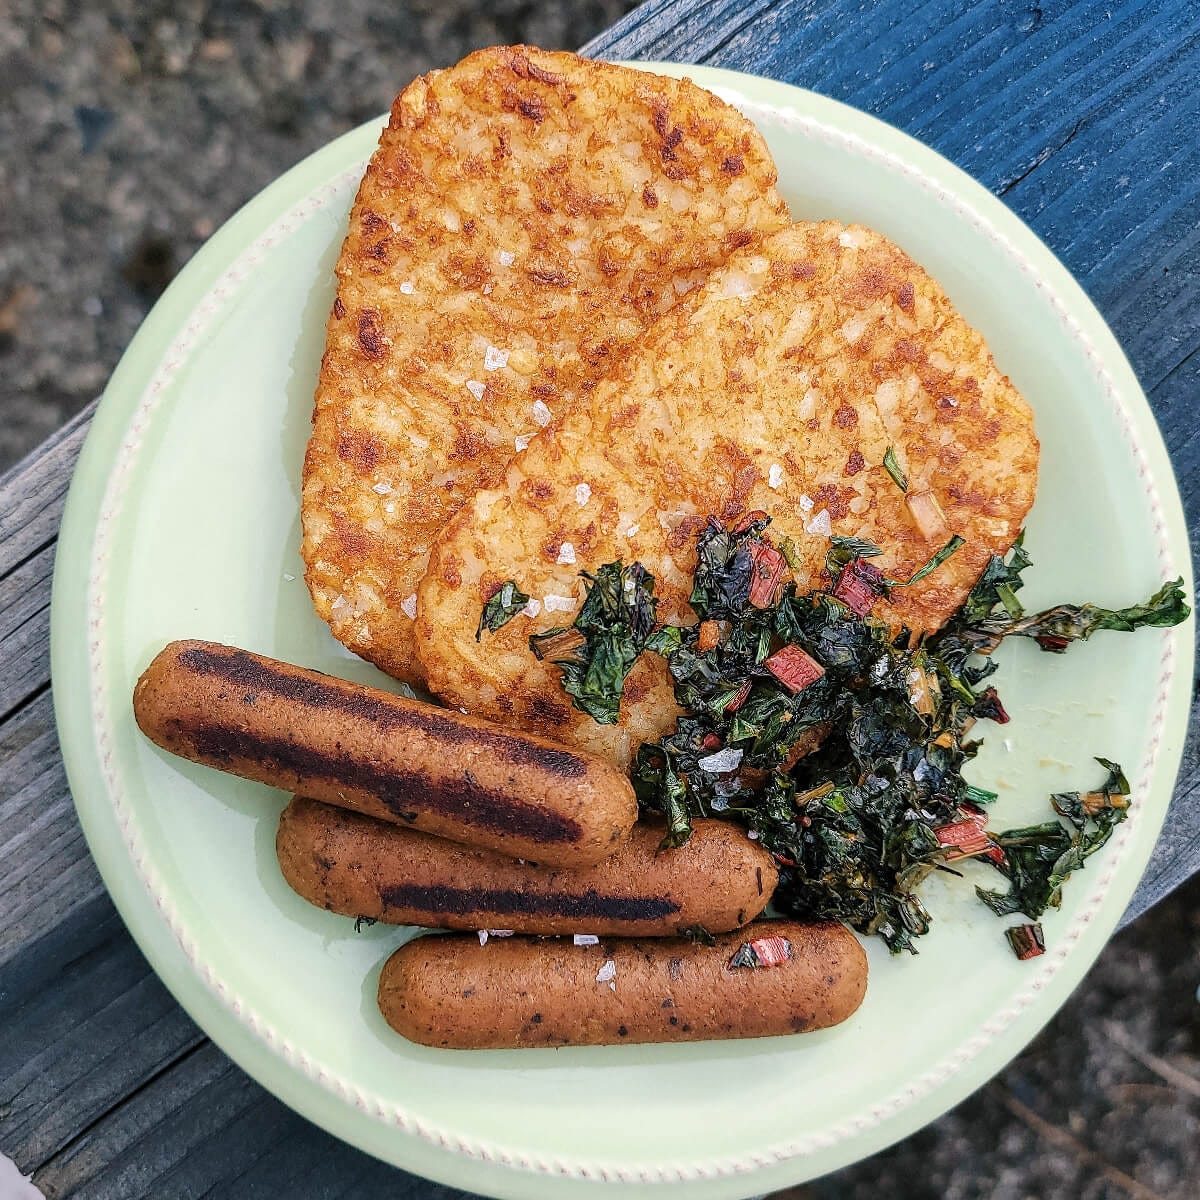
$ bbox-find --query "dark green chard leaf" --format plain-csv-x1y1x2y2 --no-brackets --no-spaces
986,578,1190,652
954,534,1033,625
976,757,1132,926
529,561,660,725
476,579,531,639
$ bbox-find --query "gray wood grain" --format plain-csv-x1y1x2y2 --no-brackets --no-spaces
1,2,1198,1197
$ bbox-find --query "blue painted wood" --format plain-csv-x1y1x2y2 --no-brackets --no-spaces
3,3,1198,1197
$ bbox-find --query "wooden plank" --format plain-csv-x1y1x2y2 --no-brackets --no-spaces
0,543,53,721
28,1041,461,1200
0,402,92,578
1,911,204,1174
0,691,104,989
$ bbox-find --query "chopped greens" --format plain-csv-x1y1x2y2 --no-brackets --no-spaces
728,934,792,969
513,512,1188,957
476,580,530,640
528,561,659,725
883,445,908,492
890,534,965,588
976,758,1131,921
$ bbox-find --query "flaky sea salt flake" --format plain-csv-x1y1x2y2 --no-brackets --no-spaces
698,748,744,773
805,509,832,537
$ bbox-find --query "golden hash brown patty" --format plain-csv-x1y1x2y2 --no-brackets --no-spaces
416,221,1039,767
301,46,790,683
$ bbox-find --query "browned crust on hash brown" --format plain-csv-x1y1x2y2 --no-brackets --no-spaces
301,46,789,684
416,221,1039,767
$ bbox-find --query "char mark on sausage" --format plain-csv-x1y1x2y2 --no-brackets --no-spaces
181,720,584,843
379,883,681,921
175,644,588,778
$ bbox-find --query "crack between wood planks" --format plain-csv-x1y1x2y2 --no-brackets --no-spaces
694,0,778,64
30,1035,211,1178
995,117,1086,197
0,532,57,588
0,594,52,650
0,677,52,729
1147,341,1200,398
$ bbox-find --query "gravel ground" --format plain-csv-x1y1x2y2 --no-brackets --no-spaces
2,4,1198,1198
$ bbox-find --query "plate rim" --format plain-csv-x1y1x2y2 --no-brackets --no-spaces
50,60,1195,1198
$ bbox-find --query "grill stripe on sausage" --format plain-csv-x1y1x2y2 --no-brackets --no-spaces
179,719,583,843
176,644,588,778
378,882,680,922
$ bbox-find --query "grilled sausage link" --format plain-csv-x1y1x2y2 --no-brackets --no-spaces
277,797,778,936
133,640,637,866
378,920,867,1048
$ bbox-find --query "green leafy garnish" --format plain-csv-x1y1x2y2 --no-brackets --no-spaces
778,536,803,569
825,535,883,577
528,515,1187,956
976,758,1131,921
937,538,1189,661
528,561,659,725
476,580,531,640
889,534,966,587
883,445,908,492
988,578,1189,652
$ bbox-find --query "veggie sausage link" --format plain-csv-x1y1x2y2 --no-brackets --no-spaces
277,797,778,936
378,920,867,1048
133,640,637,866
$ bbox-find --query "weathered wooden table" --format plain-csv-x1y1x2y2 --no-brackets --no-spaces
3,2,1198,1196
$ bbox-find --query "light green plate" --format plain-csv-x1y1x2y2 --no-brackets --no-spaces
52,64,1192,1198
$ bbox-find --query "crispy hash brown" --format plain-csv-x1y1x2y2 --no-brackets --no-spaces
416,221,1039,766
301,47,789,683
